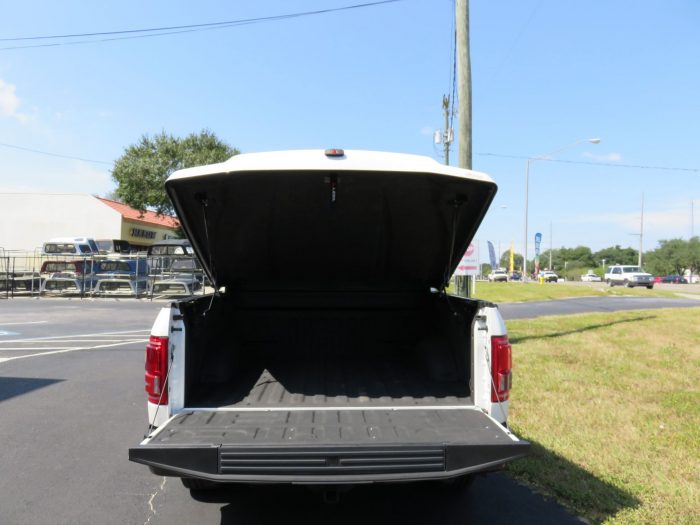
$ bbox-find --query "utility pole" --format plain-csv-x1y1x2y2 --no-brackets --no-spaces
455,0,472,298
456,0,472,171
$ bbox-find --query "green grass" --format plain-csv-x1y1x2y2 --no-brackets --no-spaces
471,281,689,303
505,308,700,524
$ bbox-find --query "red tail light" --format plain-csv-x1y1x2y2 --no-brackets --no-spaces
491,335,512,402
145,336,169,405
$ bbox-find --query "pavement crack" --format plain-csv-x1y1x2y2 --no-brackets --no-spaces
144,477,167,525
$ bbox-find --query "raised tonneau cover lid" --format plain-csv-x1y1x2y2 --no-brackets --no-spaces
165,150,497,291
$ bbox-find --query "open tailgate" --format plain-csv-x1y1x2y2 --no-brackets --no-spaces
130,408,529,483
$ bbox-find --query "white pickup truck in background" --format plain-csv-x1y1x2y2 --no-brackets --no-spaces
605,265,654,288
129,149,529,493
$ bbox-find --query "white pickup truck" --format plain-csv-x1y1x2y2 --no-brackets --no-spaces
604,265,654,288
129,149,529,492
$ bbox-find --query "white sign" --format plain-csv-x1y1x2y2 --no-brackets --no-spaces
454,243,478,276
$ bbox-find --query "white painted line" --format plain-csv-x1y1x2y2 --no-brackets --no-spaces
0,347,82,351
0,339,149,363
0,339,142,345
0,321,49,327
0,329,150,344
0,339,148,352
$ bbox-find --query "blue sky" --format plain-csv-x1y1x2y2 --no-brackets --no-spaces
0,0,698,260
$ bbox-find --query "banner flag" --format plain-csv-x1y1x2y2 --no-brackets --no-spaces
509,241,514,273
487,241,497,269
534,232,542,257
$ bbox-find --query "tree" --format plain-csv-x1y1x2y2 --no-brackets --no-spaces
644,237,700,276
498,251,523,272
593,245,638,267
111,130,239,216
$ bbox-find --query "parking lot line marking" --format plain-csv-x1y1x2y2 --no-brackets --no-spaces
0,347,82,351
0,339,140,345
0,340,146,350
0,339,149,363
0,329,150,344
0,321,49,326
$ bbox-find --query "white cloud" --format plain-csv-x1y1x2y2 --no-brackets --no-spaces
0,79,31,122
582,151,622,162
420,126,435,136
575,207,690,237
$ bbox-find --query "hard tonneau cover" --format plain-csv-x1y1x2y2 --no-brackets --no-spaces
165,150,497,291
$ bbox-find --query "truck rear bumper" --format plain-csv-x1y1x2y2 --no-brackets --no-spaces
129,408,529,484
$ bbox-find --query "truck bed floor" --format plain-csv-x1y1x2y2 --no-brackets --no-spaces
190,359,471,408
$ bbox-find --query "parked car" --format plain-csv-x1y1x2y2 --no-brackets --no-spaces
660,274,688,284
93,259,149,295
540,270,559,283
488,268,509,282
41,260,97,295
604,265,654,288
509,271,522,281
581,270,602,282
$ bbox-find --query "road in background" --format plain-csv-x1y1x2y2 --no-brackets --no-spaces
500,295,700,320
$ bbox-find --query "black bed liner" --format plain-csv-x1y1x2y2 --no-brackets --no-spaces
192,365,472,408
129,409,529,483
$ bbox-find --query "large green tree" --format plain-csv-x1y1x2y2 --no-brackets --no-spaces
498,251,523,271
111,130,239,216
644,237,700,276
593,245,639,267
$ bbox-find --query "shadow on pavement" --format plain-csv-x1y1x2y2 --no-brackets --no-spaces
189,472,587,525
506,439,640,524
0,376,64,403
509,314,654,344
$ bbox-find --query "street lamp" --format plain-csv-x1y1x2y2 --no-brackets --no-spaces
522,138,601,280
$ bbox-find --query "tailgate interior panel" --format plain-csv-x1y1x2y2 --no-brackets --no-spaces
129,409,529,482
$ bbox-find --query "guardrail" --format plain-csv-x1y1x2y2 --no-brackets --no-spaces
1,253,208,300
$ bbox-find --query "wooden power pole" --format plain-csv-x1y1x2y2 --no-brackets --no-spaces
455,0,472,297
456,0,472,171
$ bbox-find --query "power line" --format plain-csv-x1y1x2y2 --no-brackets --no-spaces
0,1,402,51
477,152,700,173
486,0,542,84
5,139,695,174
0,142,111,165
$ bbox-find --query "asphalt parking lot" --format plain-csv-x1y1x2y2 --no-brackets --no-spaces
0,297,585,525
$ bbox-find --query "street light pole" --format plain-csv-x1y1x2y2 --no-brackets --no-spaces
639,193,644,267
549,220,553,270
523,159,530,277
522,138,601,281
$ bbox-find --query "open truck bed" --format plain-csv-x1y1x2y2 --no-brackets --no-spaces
130,408,528,482
129,149,529,488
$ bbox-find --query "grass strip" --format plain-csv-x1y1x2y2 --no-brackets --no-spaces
472,281,691,303
505,307,700,524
